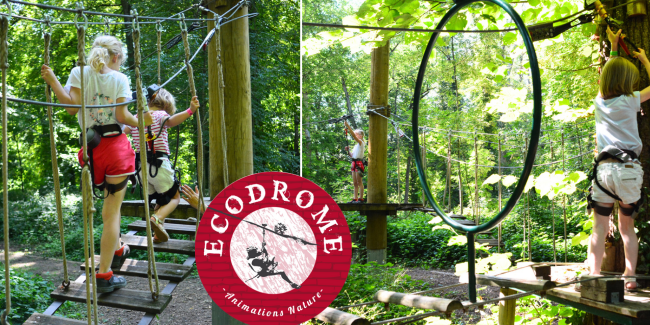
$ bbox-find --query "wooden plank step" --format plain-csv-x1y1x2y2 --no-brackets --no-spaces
121,197,209,219
23,313,86,325
80,256,193,282
164,218,197,225
374,290,463,312
477,238,502,247
128,220,196,236
121,234,195,256
50,282,172,314
477,274,556,292
315,307,370,325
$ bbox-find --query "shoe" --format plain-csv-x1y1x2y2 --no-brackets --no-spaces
349,199,358,204
95,271,127,293
110,243,130,269
153,234,163,244
291,283,301,289
574,283,581,292
150,216,170,243
358,198,365,203
625,279,639,293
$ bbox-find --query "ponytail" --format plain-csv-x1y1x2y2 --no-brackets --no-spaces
86,35,126,73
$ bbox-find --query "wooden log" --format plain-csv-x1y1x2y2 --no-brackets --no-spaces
373,290,463,312
314,307,370,325
498,288,517,325
50,282,172,314
477,274,556,292
23,313,86,324
121,234,195,256
366,41,390,264
209,0,253,197
80,255,193,281
580,275,624,303
128,220,196,236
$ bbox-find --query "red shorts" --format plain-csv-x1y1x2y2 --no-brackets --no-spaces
351,160,365,173
78,134,135,186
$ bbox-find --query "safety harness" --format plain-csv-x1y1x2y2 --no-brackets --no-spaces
345,128,368,173
133,84,181,207
81,124,136,198
588,145,643,218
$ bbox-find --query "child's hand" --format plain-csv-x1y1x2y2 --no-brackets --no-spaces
40,65,57,85
634,48,649,64
144,111,153,126
190,96,200,113
345,146,349,151
607,26,622,47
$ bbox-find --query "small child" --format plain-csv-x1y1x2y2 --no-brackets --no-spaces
344,120,365,203
587,26,650,292
125,88,199,243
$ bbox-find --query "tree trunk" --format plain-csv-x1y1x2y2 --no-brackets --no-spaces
120,0,134,69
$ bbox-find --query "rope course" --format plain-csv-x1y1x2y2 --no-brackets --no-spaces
0,0,255,323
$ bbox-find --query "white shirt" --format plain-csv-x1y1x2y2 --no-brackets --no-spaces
65,66,132,133
351,140,365,159
594,91,642,156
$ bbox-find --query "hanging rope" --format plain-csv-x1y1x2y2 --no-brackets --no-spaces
497,134,502,254
75,8,99,324
43,21,70,290
215,18,229,189
156,20,162,85
549,134,557,263
179,14,206,233
132,10,161,301
561,128,568,262
0,12,9,325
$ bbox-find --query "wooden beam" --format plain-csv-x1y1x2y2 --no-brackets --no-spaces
476,274,556,292
24,314,86,324
366,41,390,264
314,307,370,325
121,234,195,256
548,286,650,318
121,198,210,219
80,256,193,281
498,288,517,325
50,282,172,314
128,220,196,236
374,290,463,313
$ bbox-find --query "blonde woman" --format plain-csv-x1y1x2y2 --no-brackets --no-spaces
125,88,200,243
41,35,151,292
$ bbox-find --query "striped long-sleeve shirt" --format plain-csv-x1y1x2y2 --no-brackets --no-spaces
129,110,171,155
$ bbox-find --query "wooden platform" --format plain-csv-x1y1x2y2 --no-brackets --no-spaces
23,313,86,325
128,220,196,236
121,197,210,219
337,203,423,216
121,234,195,256
548,286,650,318
80,256,193,281
50,282,172,314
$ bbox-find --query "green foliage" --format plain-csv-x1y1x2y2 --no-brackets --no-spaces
488,295,586,325
0,267,53,324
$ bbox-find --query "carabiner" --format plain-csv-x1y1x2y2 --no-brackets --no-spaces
74,2,88,30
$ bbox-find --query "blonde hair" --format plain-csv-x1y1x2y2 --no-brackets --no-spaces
600,57,639,99
87,35,125,72
355,129,364,138
149,88,176,115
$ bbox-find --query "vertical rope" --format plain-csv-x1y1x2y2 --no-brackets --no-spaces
497,134,502,254
473,132,479,224
44,27,69,289
561,128,567,262
76,13,98,324
447,132,452,213
179,14,206,235
215,23,229,188
397,130,401,204
525,134,531,262
0,15,10,325
421,129,426,206
519,134,526,261
550,136,557,264
457,138,463,215
132,11,160,300
156,21,162,86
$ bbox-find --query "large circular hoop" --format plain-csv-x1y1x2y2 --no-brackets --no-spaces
411,0,542,234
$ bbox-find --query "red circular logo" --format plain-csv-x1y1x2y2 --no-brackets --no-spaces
195,172,352,324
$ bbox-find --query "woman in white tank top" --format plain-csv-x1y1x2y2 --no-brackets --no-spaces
344,120,365,203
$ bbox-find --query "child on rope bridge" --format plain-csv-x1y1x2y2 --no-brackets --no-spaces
41,35,152,293
586,26,650,292
344,120,366,203
125,88,200,243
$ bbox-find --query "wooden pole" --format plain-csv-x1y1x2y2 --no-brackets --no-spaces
447,132,452,213
421,129,427,206
209,1,251,324
550,136,557,263
473,133,479,224
525,135,531,261
497,134,502,254
457,138,463,215
498,288,517,325
561,128,567,263
208,0,253,198
366,42,390,264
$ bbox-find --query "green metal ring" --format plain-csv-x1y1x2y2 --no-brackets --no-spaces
411,0,542,235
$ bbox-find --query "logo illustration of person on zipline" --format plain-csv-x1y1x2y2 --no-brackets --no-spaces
230,207,317,294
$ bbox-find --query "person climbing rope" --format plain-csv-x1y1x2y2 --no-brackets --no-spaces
344,120,366,203
40,35,152,293
245,224,301,289
584,26,650,293
125,87,200,243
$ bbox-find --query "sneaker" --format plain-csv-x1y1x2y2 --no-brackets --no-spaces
110,244,130,270
349,199,358,204
358,198,365,203
150,216,170,243
95,271,127,293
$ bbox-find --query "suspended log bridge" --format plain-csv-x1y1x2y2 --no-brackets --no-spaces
374,290,463,313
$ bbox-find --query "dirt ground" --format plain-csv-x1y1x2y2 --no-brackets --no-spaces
3,247,500,324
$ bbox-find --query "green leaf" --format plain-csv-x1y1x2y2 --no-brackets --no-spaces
502,175,518,187
448,235,467,246
483,174,501,185
529,0,541,7
447,13,468,31
428,216,443,224
571,232,590,246
502,32,517,45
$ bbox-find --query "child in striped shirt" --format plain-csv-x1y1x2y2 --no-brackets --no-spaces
125,88,199,243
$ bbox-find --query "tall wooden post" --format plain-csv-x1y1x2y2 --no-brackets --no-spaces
208,0,253,199
366,42,389,264
208,1,251,324
498,288,517,325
